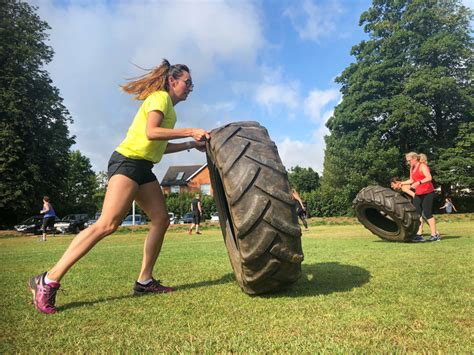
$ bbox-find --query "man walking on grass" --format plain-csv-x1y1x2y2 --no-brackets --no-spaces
188,193,202,235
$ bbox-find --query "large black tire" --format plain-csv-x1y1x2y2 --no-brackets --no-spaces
353,185,421,242
206,121,304,294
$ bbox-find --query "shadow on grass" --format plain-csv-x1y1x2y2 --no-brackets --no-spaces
372,235,462,243
58,273,235,311
176,273,235,291
261,262,371,298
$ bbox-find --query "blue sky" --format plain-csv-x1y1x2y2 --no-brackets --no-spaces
27,0,472,180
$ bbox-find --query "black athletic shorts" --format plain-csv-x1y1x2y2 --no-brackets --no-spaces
413,192,435,220
42,217,55,231
192,211,201,224
107,151,157,185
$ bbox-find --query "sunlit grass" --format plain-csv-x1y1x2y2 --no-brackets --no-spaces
1,216,472,353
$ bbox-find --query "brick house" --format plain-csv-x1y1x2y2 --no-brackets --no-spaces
161,164,213,196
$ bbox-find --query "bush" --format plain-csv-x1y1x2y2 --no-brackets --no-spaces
301,187,354,217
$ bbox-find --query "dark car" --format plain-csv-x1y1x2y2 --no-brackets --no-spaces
14,215,56,234
54,214,89,234
121,214,146,226
84,213,101,228
179,212,195,224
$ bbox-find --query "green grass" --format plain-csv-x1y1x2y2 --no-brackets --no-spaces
1,217,473,353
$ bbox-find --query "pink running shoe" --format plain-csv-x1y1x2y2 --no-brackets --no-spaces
29,272,60,314
133,279,175,296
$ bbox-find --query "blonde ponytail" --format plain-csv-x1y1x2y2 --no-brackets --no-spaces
419,153,428,164
121,59,190,100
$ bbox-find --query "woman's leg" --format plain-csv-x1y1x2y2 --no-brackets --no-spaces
299,213,308,230
41,219,47,241
422,193,438,236
47,175,138,281
134,180,170,282
417,217,424,235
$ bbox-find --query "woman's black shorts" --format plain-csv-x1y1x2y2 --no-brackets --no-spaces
42,217,55,231
107,151,157,185
413,192,435,220
192,212,201,224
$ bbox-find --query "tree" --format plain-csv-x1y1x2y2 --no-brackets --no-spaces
288,166,320,193
0,1,74,227
322,0,473,215
59,151,98,216
433,122,473,195
92,171,108,213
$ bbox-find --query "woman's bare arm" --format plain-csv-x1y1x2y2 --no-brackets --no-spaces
145,110,209,142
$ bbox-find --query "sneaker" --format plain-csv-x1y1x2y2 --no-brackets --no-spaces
196,232,202,235
133,279,175,296
411,235,425,242
427,234,441,242
28,272,60,314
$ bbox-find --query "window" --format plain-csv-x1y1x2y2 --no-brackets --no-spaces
176,172,184,180
200,184,211,195
171,185,180,194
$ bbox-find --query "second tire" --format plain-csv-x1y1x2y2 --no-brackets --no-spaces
353,185,421,242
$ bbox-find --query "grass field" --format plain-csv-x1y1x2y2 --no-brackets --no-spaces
1,216,473,353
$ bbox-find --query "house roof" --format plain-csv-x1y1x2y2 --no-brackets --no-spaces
161,164,204,186
186,163,208,182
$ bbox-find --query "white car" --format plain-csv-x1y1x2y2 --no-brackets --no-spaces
168,212,177,225
211,212,219,222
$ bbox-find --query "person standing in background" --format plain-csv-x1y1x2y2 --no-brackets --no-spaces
188,193,202,235
440,197,457,214
291,189,309,231
40,196,56,242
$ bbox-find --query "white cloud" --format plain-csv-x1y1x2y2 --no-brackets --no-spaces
28,0,264,178
462,0,473,9
284,0,343,42
304,89,340,123
255,82,299,110
277,136,326,173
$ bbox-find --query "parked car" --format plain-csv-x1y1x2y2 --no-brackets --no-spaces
179,212,195,224
54,214,89,234
14,215,55,235
84,213,101,228
210,212,219,222
168,212,177,225
121,214,146,226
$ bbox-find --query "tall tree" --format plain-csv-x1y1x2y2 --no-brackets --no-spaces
288,166,320,193
433,122,474,195
0,1,75,227
60,151,97,216
322,0,473,214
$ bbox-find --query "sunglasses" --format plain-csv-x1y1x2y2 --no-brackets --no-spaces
179,78,194,90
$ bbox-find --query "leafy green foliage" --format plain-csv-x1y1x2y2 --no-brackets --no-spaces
0,1,74,226
92,171,108,213
288,166,320,193
322,0,473,214
433,122,474,193
59,151,98,216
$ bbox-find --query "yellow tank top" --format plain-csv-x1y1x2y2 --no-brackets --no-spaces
116,91,176,163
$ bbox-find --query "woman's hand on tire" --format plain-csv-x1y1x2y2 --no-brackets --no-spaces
191,128,210,142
